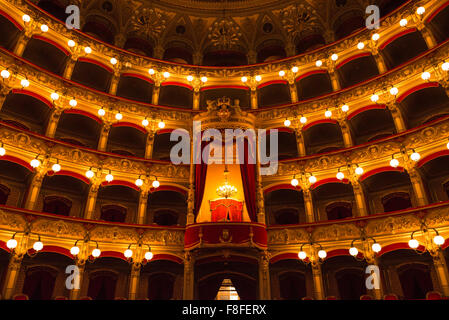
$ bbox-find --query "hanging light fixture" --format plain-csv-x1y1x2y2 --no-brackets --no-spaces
410,150,421,162
67,40,76,47
336,169,345,181
357,42,365,50
284,119,291,127
30,156,41,168
341,104,349,112
69,98,77,107
135,176,143,187
0,143,6,156
85,167,95,179
308,175,317,184
22,14,31,23
21,79,30,88
216,165,237,199
84,47,92,54
355,165,364,176
300,116,307,124
390,87,399,96
40,24,49,32
390,156,399,168
142,118,149,127
315,60,323,67
421,71,431,81
152,178,160,189
52,161,61,172
331,54,338,61
291,175,299,187
105,171,114,183
98,108,106,116
416,7,425,15
158,120,166,129
1,69,10,79
279,70,286,77
291,66,299,73
325,109,332,118
400,19,408,27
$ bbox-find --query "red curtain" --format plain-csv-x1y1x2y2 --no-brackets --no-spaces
210,199,243,222
194,140,209,216
148,274,174,300
87,273,117,300
239,139,257,221
22,269,56,300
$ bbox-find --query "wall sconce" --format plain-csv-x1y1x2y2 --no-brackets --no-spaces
6,231,43,258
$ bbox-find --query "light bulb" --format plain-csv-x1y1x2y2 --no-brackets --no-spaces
371,94,379,102
67,40,76,47
325,110,332,118
421,72,431,81
98,108,105,116
371,33,380,41
309,175,317,184
22,14,31,23
105,174,114,182
69,99,77,107
124,249,133,258
51,92,59,101
300,116,307,124
40,24,48,32
145,251,153,260
52,163,61,172
85,169,94,179
148,68,155,75
442,62,449,72
291,178,299,187
390,158,399,168
408,239,419,249
298,251,307,260
142,118,149,127
434,235,445,246
331,54,338,61
279,70,285,77
318,250,327,259
315,60,323,67
291,66,299,73
241,76,248,83
115,112,123,120
158,121,165,129
135,178,143,187
0,147,5,156
152,180,160,188
284,119,291,127
372,243,382,253
187,75,194,82
84,47,92,54
400,19,408,27
30,159,40,168
110,58,118,65
336,171,345,180
6,239,17,249
1,69,10,79
355,166,364,175
70,246,80,255
255,75,262,82
163,72,170,78
357,42,365,50
417,7,425,15
410,152,421,162
201,76,208,83
390,87,399,96
33,241,43,251
92,248,101,257
447,141,449,150
21,79,30,88
349,247,359,256
341,104,349,112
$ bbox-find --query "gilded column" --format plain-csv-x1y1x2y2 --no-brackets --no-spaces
13,32,31,57
295,128,306,157
311,262,325,300
128,263,141,300
84,181,100,220
183,252,195,300
250,88,258,109
24,170,46,210
339,119,354,148
1,255,23,299
364,250,383,299
109,69,121,96
152,82,161,105
69,262,85,300
371,48,388,74
192,80,201,110
137,190,149,224
258,252,271,300
328,67,341,92
417,24,437,49
0,83,10,111
97,123,111,151
431,250,449,296
45,108,63,138
186,135,195,225
386,102,407,133
63,56,78,79
352,180,369,217
303,188,315,223
408,168,429,207
145,130,155,159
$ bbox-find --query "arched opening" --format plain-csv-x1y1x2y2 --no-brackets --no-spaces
39,174,89,217
381,31,429,70
22,37,68,75
303,122,345,155
417,154,449,203
429,3,449,43
116,75,154,103
337,55,380,88
0,13,21,50
325,202,352,220
362,170,415,214
0,184,11,205
148,273,175,300
256,39,286,63
82,15,116,45
264,130,298,160
312,183,354,221
96,185,139,223
270,259,310,300
296,72,333,101
159,84,193,109
264,188,305,225
398,264,434,300
141,260,183,300
55,112,102,149
87,271,118,300
381,192,412,212
147,190,187,226
1,92,52,134
279,272,307,300
152,132,181,161
123,37,153,57
163,42,193,64
0,159,33,207
71,60,112,93
335,269,366,300
22,267,57,300
348,108,397,145
399,86,449,129
258,82,291,108
106,125,147,158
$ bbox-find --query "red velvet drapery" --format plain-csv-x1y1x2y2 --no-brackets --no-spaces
87,273,117,300
22,269,56,300
194,140,209,216
239,139,257,221
210,199,243,222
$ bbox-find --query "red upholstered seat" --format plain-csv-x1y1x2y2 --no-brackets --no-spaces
80,296,92,300
326,296,337,300
384,294,399,300
210,199,243,222
426,291,442,300
360,295,373,300
13,294,29,300
54,296,68,300
302,297,314,300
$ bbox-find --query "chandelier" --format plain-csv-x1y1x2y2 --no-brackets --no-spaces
216,165,237,199
208,19,242,49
